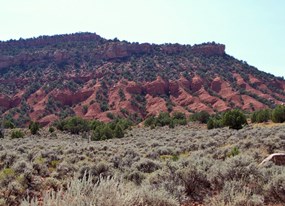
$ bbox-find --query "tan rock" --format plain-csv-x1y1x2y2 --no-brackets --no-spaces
260,153,285,166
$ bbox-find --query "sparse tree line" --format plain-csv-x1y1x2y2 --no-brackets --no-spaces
1,105,285,140
207,105,285,129
144,105,285,130
54,116,132,141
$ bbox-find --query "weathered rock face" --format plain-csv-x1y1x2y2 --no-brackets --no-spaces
169,81,179,97
146,94,167,116
144,77,169,96
190,75,203,92
102,43,152,60
192,44,225,56
0,38,225,70
126,82,143,94
0,94,10,109
211,77,222,93
39,114,58,126
52,89,93,106
161,44,184,54
0,52,62,70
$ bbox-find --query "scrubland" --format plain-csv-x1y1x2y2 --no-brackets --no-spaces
0,123,285,206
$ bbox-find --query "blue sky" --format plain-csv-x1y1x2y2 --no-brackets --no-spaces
1,0,284,77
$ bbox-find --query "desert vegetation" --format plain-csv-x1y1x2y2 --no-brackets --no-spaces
0,112,284,205
1,33,285,206
53,116,132,140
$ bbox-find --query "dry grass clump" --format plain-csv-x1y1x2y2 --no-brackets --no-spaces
21,174,179,206
206,180,264,206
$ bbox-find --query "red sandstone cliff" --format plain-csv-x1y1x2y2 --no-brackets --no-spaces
0,33,284,126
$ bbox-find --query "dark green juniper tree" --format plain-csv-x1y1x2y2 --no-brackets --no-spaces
29,121,40,135
222,109,247,130
0,119,4,138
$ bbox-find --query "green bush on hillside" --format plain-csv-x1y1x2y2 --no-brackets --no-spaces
172,112,187,125
156,112,171,127
271,105,285,123
144,116,156,127
11,130,24,139
222,109,247,130
144,112,188,128
29,121,40,135
3,120,15,129
92,124,114,141
251,109,271,123
54,116,132,141
91,118,132,141
49,127,55,133
190,111,210,124
0,126,3,139
207,117,223,129
55,116,90,134
207,110,247,130
114,124,124,138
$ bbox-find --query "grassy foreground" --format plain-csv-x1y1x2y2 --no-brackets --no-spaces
0,123,284,205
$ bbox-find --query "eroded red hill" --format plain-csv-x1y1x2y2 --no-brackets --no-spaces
0,33,285,125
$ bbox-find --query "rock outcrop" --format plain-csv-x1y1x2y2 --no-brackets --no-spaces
259,153,285,166
144,76,169,96
192,43,225,56
101,43,152,60
0,94,11,109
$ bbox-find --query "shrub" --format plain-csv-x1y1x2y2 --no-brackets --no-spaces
3,120,15,129
156,112,171,127
48,127,55,133
144,112,187,128
114,124,124,138
144,116,156,127
251,109,271,123
266,172,285,203
100,101,109,112
89,120,103,130
135,158,161,173
177,166,210,200
172,112,187,125
118,88,126,101
222,109,247,130
21,175,179,206
29,121,40,135
89,118,131,141
169,119,175,128
0,124,3,139
125,170,145,185
207,155,263,192
55,116,89,134
92,124,113,141
11,130,24,139
0,168,16,187
207,117,223,129
206,180,264,206
227,146,240,157
82,105,88,114
106,112,115,120
190,111,210,123
271,105,285,123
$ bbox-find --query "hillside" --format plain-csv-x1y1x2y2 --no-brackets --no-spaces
1,32,285,126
